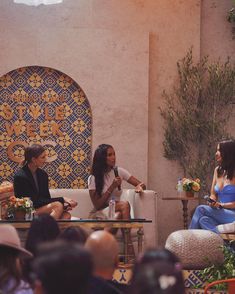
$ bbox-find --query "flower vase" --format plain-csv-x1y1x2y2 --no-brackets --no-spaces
14,210,26,220
185,191,194,198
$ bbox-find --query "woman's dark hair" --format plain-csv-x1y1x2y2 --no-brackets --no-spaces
132,249,182,281
22,144,45,165
32,241,93,294
137,248,180,266
59,226,88,245
0,246,22,293
91,144,113,196
25,214,60,255
217,140,235,180
129,261,185,294
23,214,60,284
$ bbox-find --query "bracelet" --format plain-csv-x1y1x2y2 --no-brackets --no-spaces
107,189,111,195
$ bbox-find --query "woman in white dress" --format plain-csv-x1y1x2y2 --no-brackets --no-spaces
88,144,146,260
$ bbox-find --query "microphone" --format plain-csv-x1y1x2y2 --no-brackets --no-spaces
113,167,121,191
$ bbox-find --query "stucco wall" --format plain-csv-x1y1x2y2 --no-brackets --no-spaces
0,0,234,246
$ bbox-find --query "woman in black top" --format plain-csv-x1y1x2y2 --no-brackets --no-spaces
14,144,77,219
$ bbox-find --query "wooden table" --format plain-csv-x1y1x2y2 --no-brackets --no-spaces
162,196,198,229
0,219,152,264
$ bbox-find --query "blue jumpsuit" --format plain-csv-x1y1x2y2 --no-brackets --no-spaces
189,185,235,233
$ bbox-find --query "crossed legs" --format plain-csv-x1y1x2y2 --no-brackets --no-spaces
35,201,71,220
189,204,235,233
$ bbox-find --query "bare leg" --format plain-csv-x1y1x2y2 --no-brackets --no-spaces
115,201,135,262
105,211,121,235
61,211,71,219
35,201,64,219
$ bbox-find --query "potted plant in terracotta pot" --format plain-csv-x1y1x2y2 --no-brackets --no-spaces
5,196,34,220
182,178,201,197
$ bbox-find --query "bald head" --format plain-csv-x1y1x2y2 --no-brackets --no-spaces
85,231,119,273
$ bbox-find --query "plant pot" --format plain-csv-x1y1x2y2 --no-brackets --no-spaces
14,210,26,220
185,191,194,198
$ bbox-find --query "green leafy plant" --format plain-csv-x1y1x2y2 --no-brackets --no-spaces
160,49,235,196
200,244,235,290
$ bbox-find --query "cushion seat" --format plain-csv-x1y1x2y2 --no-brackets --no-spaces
165,229,224,269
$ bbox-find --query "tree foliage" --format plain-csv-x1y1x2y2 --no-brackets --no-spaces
160,49,235,194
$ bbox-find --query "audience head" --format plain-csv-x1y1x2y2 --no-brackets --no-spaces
32,241,93,294
91,144,114,195
136,248,181,267
23,144,46,166
217,139,235,179
59,226,88,245
129,249,184,294
0,225,32,291
25,214,60,255
130,261,185,294
85,230,119,279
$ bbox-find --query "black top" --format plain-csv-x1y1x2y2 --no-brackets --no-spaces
89,276,124,294
13,165,64,209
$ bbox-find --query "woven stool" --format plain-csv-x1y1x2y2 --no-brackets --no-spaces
165,229,224,269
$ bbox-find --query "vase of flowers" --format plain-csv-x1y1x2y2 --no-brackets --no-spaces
182,178,201,197
5,196,34,220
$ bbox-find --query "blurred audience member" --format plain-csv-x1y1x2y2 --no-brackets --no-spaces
22,214,60,284
133,248,181,275
59,226,88,245
85,230,125,294
25,214,60,255
32,241,93,294
129,249,185,294
0,225,33,294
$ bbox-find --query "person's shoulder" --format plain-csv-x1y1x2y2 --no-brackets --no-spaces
90,277,122,294
37,168,48,176
14,166,27,179
118,167,131,178
88,174,94,180
88,174,95,185
118,167,129,173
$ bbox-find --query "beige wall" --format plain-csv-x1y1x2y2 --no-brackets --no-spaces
0,0,235,246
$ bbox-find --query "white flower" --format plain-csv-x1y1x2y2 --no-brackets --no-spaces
159,275,176,290
25,201,31,208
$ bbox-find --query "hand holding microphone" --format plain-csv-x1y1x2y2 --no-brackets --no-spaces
113,167,121,190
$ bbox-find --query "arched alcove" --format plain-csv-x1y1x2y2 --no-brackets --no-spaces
0,66,92,188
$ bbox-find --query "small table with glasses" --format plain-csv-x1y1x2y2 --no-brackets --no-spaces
0,219,152,264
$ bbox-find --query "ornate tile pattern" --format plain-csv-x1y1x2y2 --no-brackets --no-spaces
0,66,92,188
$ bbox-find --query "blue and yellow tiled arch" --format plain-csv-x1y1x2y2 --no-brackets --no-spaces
0,66,92,188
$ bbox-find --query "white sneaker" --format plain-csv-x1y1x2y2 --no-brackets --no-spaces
217,222,235,233
70,216,80,220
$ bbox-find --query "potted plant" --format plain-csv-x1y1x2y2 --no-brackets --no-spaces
200,244,235,292
182,178,200,197
4,196,34,220
160,50,235,198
